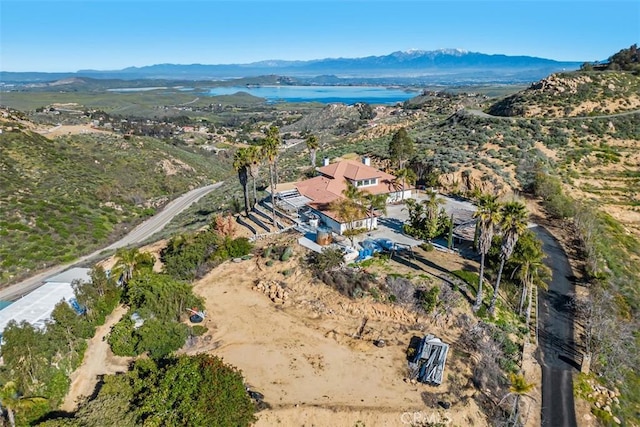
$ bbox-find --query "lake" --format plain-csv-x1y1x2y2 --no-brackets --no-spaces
205,85,420,104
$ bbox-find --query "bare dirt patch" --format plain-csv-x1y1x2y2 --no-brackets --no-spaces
61,305,132,412
35,124,112,137
180,235,501,426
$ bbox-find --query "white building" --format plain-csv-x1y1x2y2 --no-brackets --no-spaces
0,268,91,337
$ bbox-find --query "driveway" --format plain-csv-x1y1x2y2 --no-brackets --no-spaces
533,225,578,427
360,192,477,249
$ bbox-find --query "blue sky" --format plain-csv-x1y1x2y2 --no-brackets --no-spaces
1,0,638,72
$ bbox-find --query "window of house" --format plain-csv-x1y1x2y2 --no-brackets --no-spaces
355,178,378,187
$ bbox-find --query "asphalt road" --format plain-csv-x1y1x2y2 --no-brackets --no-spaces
534,225,578,427
0,182,223,302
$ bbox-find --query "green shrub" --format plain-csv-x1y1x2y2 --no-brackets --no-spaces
262,247,272,258
280,246,294,261
420,242,434,252
136,319,189,359
419,286,440,314
191,325,208,336
108,317,140,357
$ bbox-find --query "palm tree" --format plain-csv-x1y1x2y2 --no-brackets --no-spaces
233,148,251,216
511,232,550,327
246,145,262,208
473,194,502,312
0,381,47,427
498,373,536,427
329,198,366,247
489,201,529,316
364,193,387,231
393,167,416,201
305,134,319,168
342,179,365,203
261,126,281,227
422,190,445,240
113,247,154,286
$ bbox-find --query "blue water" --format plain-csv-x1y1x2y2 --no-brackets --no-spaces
205,85,419,104
0,301,12,311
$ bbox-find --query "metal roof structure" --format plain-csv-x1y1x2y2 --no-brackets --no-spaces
0,267,91,335
408,334,449,385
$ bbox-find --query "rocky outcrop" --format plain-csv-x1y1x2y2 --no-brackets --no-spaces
253,280,290,304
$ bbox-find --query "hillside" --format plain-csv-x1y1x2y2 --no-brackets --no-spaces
487,71,640,118
0,109,232,285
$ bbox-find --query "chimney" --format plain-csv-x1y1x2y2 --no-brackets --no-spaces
323,157,330,166
362,156,371,166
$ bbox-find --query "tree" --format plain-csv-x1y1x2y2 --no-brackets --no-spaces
0,381,47,427
447,214,455,250
510,231,550,327
246,145,262,208
127,272,203,323
473,194,502,312
73,266,120,325
489,201,529,316
388,127,414,169
305,133,319,168
47,355,256,427
364,193,387,231
0,322,51,397
233,148,251,216
261,126,281,227
112,247,154,286
329,197,366,246
394,167,416,201
498,373,536,427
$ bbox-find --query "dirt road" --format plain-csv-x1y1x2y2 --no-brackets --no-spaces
61,305,132,412
0,182,223,302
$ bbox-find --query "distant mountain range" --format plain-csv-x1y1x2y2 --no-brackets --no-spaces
1,49,583,85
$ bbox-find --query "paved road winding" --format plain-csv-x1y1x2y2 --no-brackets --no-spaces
534,225,578,427
0,182,223,302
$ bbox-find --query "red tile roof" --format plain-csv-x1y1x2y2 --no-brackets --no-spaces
295,159,398,218
318,159,394,181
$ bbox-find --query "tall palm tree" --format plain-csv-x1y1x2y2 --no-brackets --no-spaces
233,148,251,216
473,194,502,312
510,232,550,326
261,126,281,227
393,167,416,201
0,381,47,427
305,134,319,168
246,145,262,208
489,201,529,316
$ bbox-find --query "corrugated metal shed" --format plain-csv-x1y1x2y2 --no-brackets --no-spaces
0,267,91,335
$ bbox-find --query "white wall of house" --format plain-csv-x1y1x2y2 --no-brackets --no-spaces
387,189,412,203
313,209,377,235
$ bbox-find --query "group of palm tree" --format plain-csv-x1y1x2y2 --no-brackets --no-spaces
472,195,549,324
233,127,321,229
232,126,282,227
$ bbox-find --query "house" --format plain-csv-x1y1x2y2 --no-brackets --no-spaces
289,157,412,235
